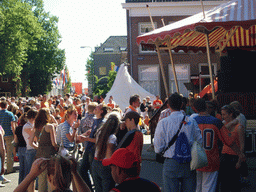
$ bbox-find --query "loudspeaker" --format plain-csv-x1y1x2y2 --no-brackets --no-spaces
219,50,256,93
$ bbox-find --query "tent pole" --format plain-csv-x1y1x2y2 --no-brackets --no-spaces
205,33,215,99
168,48,180,94
155,44,169,98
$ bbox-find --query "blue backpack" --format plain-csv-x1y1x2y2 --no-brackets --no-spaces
173,131,191,164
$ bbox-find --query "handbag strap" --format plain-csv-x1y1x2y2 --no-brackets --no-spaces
162,115,186,154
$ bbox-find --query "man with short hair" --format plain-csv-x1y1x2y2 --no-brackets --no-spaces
154,93,202,192
0,101,16,173
78,102,97,150
103,148,161,192
193,98,223,192
125,94,141,114
153,95,163,112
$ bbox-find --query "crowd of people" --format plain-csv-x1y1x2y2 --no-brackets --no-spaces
0,92,249,192
0,93,161,192
155,93,247,192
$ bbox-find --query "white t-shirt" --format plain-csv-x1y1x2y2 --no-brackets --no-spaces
22,122,35,150
94,134,117,159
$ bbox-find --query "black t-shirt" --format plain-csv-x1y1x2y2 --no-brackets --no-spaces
112,177,161,192
146,101,152,112
15,125,26,147
140,103,147,112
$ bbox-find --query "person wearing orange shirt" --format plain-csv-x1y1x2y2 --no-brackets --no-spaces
153,95,163,114
57,98,67,123
107,98,115,109
193,99,223,192
219,105,246,192
40,95,49,109
74,98,82,120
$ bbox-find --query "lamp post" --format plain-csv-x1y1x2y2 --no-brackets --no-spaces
80,46,94,96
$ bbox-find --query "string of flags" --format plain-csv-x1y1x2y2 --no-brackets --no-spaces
53,67,70,87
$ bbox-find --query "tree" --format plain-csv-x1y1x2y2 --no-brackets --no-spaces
107,62,117,89
0,0,43,81
85,53,95,95
23,0,65,96
93,63,117,97
0,0,65,96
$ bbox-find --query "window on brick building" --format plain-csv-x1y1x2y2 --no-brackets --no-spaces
138,22,157,53
169,64,190,97
139,65,159,96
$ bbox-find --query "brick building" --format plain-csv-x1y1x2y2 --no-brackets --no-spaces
122,0,226,98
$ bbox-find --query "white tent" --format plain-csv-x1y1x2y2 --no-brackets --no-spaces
104,64,156,112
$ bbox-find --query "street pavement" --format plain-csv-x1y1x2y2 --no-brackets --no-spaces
3,135,256,191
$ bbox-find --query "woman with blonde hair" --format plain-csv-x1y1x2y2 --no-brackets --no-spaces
30,108,58,192
58,105,80,154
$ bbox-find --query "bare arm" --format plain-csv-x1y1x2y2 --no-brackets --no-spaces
77,135,96,143
49,114,58,128
14,158,49,192
238,125,245,153
11,121,16,135
69,158,91,192
105,143,115,159
0,131,6,175
66,121,80,143
46,124,58,147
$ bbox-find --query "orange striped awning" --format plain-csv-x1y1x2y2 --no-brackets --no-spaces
137,0,256,52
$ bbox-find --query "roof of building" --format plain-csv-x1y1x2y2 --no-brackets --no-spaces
94,36,127,54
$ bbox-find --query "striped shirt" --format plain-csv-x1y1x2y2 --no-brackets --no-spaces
60,121,74,149
0,109,15,136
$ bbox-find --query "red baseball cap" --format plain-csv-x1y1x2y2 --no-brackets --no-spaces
102,148,138,169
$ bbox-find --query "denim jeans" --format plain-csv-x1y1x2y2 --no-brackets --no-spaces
18,147,27,184
91,159,115,192
163,158,196,192
78,150,94,191
25,149,37,176
0,158,6,181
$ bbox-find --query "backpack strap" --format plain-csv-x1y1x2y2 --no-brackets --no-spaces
116,129,139,149
162,115,186,155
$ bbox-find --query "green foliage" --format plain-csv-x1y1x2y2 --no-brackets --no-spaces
93,75,108,97
0,0,66,96
24,0,65,96
0,0,43,79
107,70,117,89
93,63,117,97
63,66,71,95
85,53,95,84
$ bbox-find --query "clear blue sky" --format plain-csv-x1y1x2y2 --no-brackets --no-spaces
43,0,127,88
